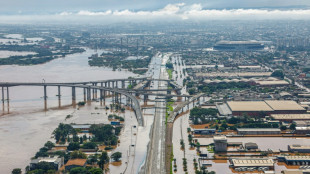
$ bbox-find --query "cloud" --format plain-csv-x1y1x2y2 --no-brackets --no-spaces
0,3,310,24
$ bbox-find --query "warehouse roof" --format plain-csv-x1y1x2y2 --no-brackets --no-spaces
227,101,273,112
231,158,274,167
289,144,310,150
265,100,305,111
271,114,310,120
256,80,289,86
284,156,310,161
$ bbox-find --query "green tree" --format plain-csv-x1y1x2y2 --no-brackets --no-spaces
44,141,55,150
89,168,103,174
70,150,87,159
290,123,296,130
98,151,109,170
67,142,80,151
82,142,97,149
12,168,22,174
69,167,87,174
111,152,122,162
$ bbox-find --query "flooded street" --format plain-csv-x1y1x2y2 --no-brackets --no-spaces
0,49,139,173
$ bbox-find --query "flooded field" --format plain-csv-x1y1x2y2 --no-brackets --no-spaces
0,50,37,58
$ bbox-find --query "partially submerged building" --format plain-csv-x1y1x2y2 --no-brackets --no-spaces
237,128,281,135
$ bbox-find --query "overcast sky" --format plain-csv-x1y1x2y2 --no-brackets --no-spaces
0,0,310,24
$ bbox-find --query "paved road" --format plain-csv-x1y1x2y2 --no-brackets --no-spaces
144,53,169,174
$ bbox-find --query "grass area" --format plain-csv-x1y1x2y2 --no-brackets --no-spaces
167,69,173,79
165,100,174,124
207,145,214,153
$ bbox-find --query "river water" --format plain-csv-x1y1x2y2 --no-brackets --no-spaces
0,49,137,173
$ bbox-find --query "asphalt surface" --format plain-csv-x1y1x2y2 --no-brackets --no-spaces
144,53,169,174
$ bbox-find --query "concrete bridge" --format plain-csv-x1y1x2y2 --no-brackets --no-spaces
0,81,144,126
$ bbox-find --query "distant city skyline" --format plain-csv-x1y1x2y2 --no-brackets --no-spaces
0,0,310,23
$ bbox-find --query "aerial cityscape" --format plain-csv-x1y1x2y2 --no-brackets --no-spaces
1,1,310,174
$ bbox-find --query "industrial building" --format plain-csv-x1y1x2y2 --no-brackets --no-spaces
227,101,273,116
245,142,259,150
230,158,274,170
265,100,306,114
214,135,227,152
278,156,310,165
296,127,310,134
288,145,310,153
30,156,64,171
193,128,216,135
213,41,265,51
237,128,281,135
271,114,310,122
226,100,306,116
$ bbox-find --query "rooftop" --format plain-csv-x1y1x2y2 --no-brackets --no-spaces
284,156,310,161
231,158,274,167
65,159,87,166
265,100,305,111
227,101,273,112
289,144,310,150
237,128,281,132
271,114,310,120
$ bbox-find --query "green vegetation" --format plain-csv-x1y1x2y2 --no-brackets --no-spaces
167,69,173,79
88,51,153,74
70,150,87,159
198,82,251,94
0,45,84,65
69,167,103,174
271,70,285,79
11,168,22,174
89,124,119,145
53,123,76,143
190,107,218,125
166,99,174,124
111,152,122,162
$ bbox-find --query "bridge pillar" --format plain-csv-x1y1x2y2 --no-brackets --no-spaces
112,81,115,89
58,86,61,108
144,94,148,105
72,87,76,106
119,94,122,105
116,81,118,88
1,87,4,110
44,85,47,110
103,90,106,105
83,88,86,102
100,89,103,106
87,87,91,102
122,80,125,89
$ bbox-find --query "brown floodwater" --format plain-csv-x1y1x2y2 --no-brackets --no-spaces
0,49,140,173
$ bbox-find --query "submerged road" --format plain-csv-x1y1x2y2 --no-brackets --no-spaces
144,53,170,174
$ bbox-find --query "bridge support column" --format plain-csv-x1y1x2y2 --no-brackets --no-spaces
58,86,61,108
83,88,86,102
6,87,9,113
122,81,125,89
1,87,4,111
144,94,148,105
100,89,103,106
103,90,106,105
116,81,118,88
44,85,47,111
72,87,76,107
87,87,91,102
